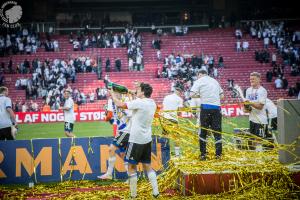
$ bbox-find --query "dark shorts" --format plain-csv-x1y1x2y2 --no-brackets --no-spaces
270,118,277,130
64,122,74,133
112,131,129,152
124,141,152,164
249,121,268,138
0,127,14,140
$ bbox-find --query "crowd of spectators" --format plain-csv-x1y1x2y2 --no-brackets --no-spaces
70,30,127,51
69,25,142,72
126,26,144,71
11,56,102,111
0,28,40,57
159,53,223,85
242,20,300,97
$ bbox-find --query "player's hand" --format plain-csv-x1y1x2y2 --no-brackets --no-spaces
243,101,252,112
128,89,136,95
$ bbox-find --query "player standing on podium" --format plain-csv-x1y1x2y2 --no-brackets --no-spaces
190,69,224,160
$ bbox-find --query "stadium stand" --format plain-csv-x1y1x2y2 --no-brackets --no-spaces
0,23,299,111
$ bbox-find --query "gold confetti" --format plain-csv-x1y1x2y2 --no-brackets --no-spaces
1,110,299,199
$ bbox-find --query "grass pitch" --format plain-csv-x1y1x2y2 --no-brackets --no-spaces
16,116,249,140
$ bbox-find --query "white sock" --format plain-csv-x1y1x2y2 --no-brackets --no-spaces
147,170,159,196
106,156,116,175
129,173,137,197
124,162,128,174
174,146,180,157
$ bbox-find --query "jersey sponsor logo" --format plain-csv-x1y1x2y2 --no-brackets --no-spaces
247,94,258,101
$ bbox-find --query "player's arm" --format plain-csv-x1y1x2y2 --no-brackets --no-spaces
61,107,70,111
61,105,71,111
5,99,17,126
7,107,17,126
248,90,267,110
243,89,252,113
248,102,264,110
243,103,251,113
110,90,127,109
60,100,71,111
190,91,200,98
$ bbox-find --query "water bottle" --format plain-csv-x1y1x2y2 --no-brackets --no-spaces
108,82,128,94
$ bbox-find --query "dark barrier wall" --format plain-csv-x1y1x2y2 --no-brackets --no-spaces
0,136,170,184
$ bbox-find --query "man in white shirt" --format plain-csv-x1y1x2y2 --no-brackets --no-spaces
264,37,270,49
190,69,224,160
244,72,268,144
236,40,241,52
0,87,17,140
73,40,79,51
110,83,159,198
271,53,277,66
60,90,75,137
274,77,283,89
89,91,95,103
242,41,249,51
162,83,184,157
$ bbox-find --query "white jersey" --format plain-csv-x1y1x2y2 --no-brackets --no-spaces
190,75,223,106
246,86,268,124
64,98,75,123
126,98,156,144
0,95,13,129
107,98,132,133
265,98,277,119
162,93,183,121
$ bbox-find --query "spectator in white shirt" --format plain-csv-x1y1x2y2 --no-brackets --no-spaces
53,40,59,52
22,28,28,37
272,53,277,66
264,37,270,49
242,41,249,51
136,55,143,71
25,44,31,54
236,40,241,52
73,40,79,51
128,57,134,71
156,50,161,61
235,29,242,39
22,103,28,112
18,42,24,54
89,91,95,103
274,77,283,89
